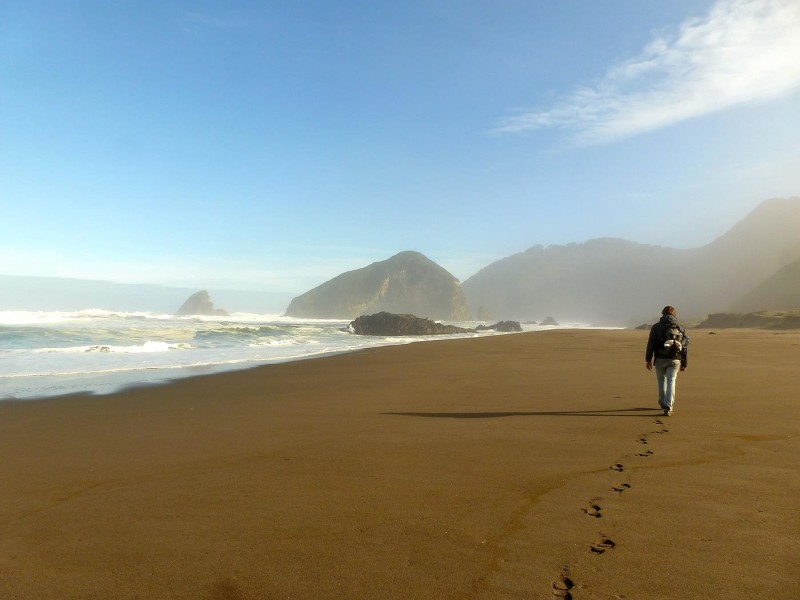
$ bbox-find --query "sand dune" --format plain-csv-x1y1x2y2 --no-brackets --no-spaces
1,329,798,599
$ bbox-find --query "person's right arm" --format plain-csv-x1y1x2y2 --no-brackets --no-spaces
645,326,656,369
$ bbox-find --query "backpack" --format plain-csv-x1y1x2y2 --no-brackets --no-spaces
658,322,684,359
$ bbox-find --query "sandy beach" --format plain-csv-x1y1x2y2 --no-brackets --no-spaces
1,329,798,599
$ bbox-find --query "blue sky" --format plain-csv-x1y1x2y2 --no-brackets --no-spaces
2,0,800,297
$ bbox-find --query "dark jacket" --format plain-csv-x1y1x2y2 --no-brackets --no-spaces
646,315,688,367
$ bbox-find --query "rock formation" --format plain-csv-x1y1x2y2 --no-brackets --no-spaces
285,251,472,320
349,312,470,336
349,313,523,336
475,320,523,332
539,317,559,326
176,291,229,316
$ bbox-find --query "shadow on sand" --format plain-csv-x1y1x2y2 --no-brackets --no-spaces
383,407,660,419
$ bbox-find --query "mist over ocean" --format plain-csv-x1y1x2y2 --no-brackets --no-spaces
0,310,582,401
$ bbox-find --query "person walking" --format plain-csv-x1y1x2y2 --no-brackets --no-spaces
645,306,688,416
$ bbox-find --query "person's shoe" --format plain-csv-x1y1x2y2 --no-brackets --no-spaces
663,408,671,416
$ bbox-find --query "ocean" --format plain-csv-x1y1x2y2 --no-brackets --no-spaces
0,310,568,401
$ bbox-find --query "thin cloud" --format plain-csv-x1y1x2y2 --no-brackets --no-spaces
493,0,800,145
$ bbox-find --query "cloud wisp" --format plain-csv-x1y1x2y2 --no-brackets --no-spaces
493,0,800,145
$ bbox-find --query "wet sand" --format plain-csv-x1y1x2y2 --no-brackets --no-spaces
1,329,798,599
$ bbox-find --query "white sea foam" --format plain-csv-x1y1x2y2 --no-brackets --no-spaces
0,310,608,401
0,311,364,399
32,341,193,354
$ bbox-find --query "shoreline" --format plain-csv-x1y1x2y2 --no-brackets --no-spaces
2,329,798,598
0,343,374,404
1,324,600,402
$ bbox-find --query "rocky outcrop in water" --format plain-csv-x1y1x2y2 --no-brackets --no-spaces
475,320,523,332
176,291,229,316
349,313,523,336
349,312,470,336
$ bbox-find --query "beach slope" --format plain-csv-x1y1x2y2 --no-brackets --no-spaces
1,330,798,599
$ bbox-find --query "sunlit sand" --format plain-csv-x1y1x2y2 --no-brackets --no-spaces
1,329,798,598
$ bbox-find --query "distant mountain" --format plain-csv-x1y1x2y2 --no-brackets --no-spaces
462,197,800,324
690,196,800,311
730,258,800,313
285,251,472,320
462,238,689,324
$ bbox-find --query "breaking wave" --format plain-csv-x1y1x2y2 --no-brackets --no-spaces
33,341,194,354
1,309,585,401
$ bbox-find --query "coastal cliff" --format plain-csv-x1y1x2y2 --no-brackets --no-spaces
286,251,472,320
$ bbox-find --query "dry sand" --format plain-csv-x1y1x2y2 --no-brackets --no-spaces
1,329,798,599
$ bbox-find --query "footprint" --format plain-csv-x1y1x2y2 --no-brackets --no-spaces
582,501,602,518
610,483,631,493
552,568,575,599
636,449,654,457
590,537,616,554
610,463,624,472
654,418,663,425
637,436,649,445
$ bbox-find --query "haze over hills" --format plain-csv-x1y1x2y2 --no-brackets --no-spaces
462,238,684,324
729,258,800,314
285,251,472,320
462,197,800,324
2,198,798,324
689,197,800,309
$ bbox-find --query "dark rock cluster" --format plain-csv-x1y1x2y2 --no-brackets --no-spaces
475,320,523,332
349,312,469,336
349,312,523,336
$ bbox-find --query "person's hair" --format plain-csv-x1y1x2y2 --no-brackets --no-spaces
662,306,676,316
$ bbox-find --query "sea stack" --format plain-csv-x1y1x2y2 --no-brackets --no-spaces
176,290,229,316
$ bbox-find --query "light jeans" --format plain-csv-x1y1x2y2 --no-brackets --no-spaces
654,358,681,412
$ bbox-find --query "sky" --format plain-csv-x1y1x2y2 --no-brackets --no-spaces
2,0,800,297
